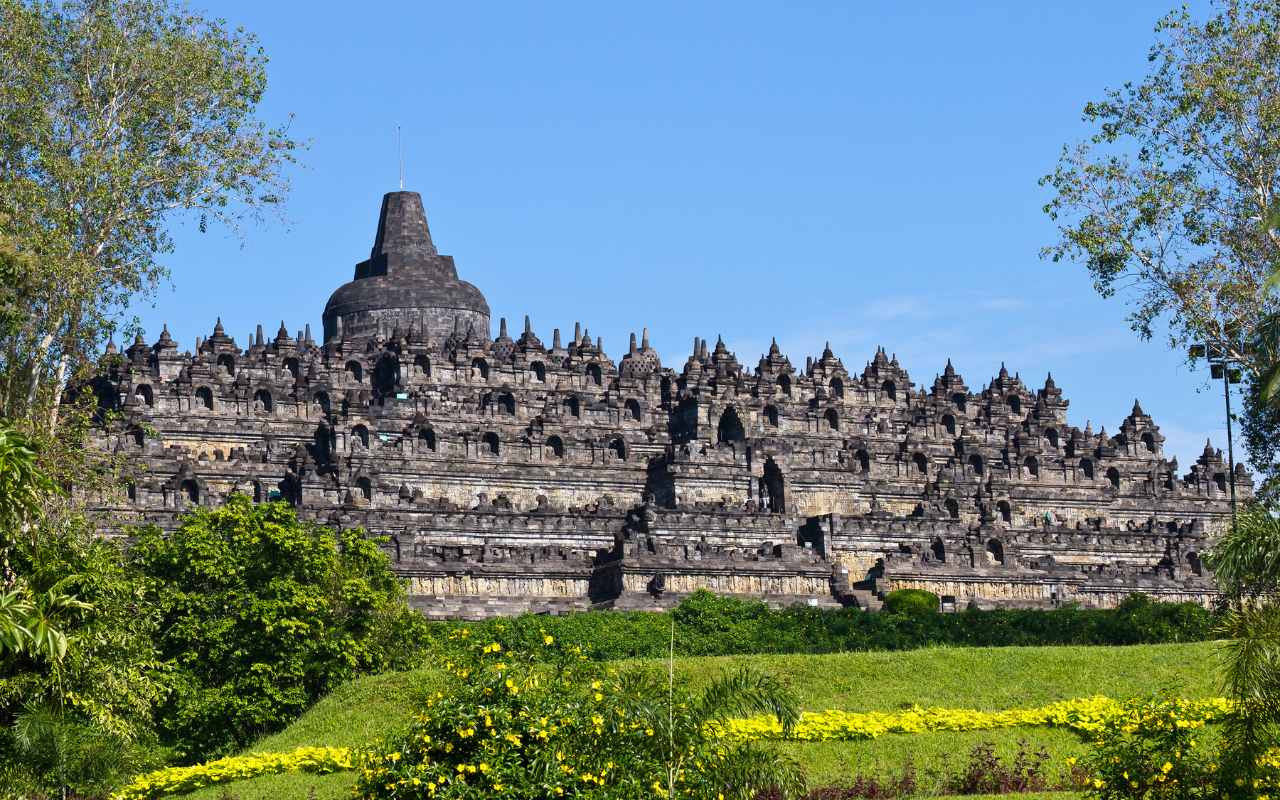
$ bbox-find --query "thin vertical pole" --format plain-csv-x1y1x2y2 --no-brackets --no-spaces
397,125,404,190
1223,365,1238,536
667,614,675,799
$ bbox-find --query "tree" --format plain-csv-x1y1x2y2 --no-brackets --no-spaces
1042,0,1280,374
1240,378,1280,499
0,0,301,431
0,518,168,797
1205,507,1280,795
0,421,166,797
130,496,426,761
0,425,55,586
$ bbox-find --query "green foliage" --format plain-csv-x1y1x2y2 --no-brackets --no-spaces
0,514,167,796
882,589,940,616
424,591,1217,662
1100,594,1218,646
1216,605,1280,788
0,587,34,652
0,0,302,429
0,424,57,585
0,417,165,795
1239,377,1280,502
0,425,54,536
0,577,91,664
131,495,427,761
1041,0,1280,371
9,703,165,798
1083,696,1218,800
355,632,805,800
1204,503,1280,793
1206,505,1280,600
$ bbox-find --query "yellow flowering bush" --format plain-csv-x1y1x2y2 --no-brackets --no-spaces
1260,748,1280,795
714,696,1232,742
1082,697,1280,800
110,746,353,800
353,628,806,799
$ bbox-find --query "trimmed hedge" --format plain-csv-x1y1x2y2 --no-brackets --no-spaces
414,591,1217,661
882,589,941,616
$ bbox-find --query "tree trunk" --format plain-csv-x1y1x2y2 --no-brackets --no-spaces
25,333,52,419
47,308,82,433
47,350,67,433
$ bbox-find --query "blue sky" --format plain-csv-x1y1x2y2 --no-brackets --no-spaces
144,0,1239,470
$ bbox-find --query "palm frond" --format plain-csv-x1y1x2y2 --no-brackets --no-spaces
692,667,801,735
709,741,807,800
0,587,34,653
1217,603,1280,783
1205,506,1280,598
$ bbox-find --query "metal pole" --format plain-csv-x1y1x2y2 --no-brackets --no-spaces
1222,364,1238,536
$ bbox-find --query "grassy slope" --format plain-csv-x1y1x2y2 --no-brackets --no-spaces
681,643,1223,787
187,642,1221,800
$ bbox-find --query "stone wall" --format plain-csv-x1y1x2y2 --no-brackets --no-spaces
79,193,1250,618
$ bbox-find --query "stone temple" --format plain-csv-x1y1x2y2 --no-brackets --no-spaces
86,190,1252,618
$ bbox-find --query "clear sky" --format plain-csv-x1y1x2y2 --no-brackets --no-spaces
143,0,1240,471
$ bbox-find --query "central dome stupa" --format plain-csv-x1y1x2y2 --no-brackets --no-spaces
322,191,490,343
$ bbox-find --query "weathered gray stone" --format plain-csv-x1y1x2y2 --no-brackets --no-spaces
81,191,1251,619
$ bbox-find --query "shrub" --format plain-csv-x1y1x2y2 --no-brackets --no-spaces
433,591,1218,662
944,740,1051,795
1,511,167,797
755,764,917,799
1083,696,1220,800
881,589,939,616
131,495,427,761
355,630,807,799
1206,505,1280,788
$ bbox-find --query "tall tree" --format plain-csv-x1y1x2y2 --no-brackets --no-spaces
1041,0,1280,363
1206,508,1280,795
0,0,301,431
1042,0,1280,494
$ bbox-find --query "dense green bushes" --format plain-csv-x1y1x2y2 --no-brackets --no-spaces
426,591,1218,662
3,485,427,794
0,430,170,797
130,496,429,762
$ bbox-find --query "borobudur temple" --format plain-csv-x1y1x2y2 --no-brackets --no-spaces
83,190,1252,618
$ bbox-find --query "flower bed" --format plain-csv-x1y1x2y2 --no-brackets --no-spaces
111,746,354,800
713,696,1233,742
111,697,1240,798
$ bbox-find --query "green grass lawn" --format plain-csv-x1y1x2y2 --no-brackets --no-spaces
185,641,1222,800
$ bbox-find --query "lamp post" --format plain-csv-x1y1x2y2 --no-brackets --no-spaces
1188,343,1241,535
